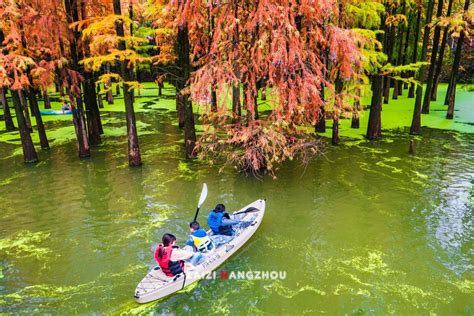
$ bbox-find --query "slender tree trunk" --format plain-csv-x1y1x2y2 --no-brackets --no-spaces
367,32,385,140
80,0,103,140
411,0,435,135
332,76,343,144
113,0,142,166
408,8,422,98
97,93,103,108
0,88,15,130
231,0,241,118
210,88,217,112
316,37,327,133
115,84,120,96
422,0,444,114
393,1,406,99
65,0,91,157
43,89,51,109
432,0,454,101
446,82,457,119
105,64,114,104
19,91,32,132
158,81,163,97
28,90,49,149
383,24,395,104
207,5,217,113
400,11,412,94
431,29,448,101
11,90,38,162
332,117,339,144
176,20,197,158
446,0,469,118
83,75,102,144
71,104,90,158
351,87,360,129
367,74,383,139
176,82,185,128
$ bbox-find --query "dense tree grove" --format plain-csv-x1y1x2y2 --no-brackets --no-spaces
0,0,472,174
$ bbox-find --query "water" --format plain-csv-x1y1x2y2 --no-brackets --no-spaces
0,110,473,314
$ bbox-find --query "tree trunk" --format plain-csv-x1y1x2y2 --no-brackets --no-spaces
408,8,422,98
231,0,241,118
367,74,383,139
332,117,339,145
176,89,185,128
115,84,120,96
0,88,15,130
383,25,395,104
18,91,33,132
422,0,444,114
400,11,412,95
113,0,142,166
432,0,454,101
351,88,360,129
106,64,114,104
80,0,103,139
65,0,92,157
43,89,51,109
28,90,49,149
411,0,435,135
367,32,385,139
176,21,197,158
82,74,102,144
446,82,456,119
210,88,217,112
446,0,469,118
158,81,163,97
431,29,448,101
107,86,114,104
393,2,406,99
71,105,90,158
97,93,104,108
11,90,38,162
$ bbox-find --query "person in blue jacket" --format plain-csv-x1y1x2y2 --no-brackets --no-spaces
207,204,241,236
186,221,215,253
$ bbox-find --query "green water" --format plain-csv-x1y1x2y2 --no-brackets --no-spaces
0,109,473,314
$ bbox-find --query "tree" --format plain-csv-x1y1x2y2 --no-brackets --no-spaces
112,0,142,166
410,0,435,135
81,0,153,165
446,0,470,119
366,32,385,140
431,0,454,100
175,0,363,173
421,0,444,114
408,4,422,98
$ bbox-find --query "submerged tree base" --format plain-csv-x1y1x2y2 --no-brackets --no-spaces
197,121,323,177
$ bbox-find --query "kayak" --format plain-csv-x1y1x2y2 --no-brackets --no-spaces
134,198,266,304
40,110,72,115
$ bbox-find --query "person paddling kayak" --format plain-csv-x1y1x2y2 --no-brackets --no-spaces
154,233,202,277
208,204,250,236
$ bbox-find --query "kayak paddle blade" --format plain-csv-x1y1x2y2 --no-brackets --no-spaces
198,183,208,208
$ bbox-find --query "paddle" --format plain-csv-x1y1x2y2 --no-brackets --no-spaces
233,206,260,216
192,183,208,222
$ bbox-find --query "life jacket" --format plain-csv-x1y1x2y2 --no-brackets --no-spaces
154,245,185,277
190,228,214,253
208,211,233,236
